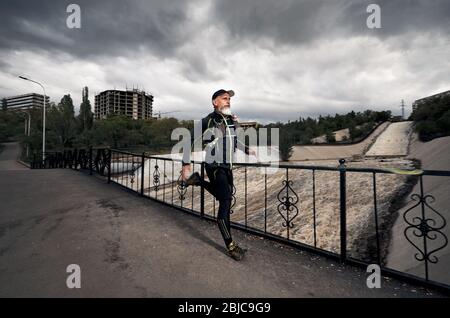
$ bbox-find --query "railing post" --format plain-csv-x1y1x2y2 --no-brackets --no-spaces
74,149,78,170
339,158,347,263
107,148,112,184
200,162,205,218
140,152,145,196
89,146,93,175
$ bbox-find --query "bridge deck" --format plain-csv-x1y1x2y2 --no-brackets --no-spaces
0,142,445,297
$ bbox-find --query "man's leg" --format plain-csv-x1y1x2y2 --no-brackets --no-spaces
218,197,246,261
201,166,245,260
207,167,233,247
185,168,216,196
217,198,233,247
198,178,216,197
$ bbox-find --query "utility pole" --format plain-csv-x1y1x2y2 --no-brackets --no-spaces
400,99,405,120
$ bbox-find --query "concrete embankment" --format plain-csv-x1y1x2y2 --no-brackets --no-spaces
387,134,450,285
290,122,390,161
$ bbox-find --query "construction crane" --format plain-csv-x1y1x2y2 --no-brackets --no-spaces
154,110,180,119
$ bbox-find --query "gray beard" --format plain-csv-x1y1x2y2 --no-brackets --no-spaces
220,107,232,116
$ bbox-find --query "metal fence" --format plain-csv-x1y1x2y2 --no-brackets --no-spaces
30,147,450,293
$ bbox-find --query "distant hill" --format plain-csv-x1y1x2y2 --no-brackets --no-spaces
290,122,390,161
264,109,392,146
409,93,450,141
310,122,378,144
311,127,351,144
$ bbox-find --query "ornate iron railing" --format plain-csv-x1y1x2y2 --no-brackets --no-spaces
30,147,110,176
30,147,450,293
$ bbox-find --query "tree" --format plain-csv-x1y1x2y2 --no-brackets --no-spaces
0,111,24,142
93,115,130,148
279,131,294,161
437,109,450,134
374,110,391,122
78,87,93,132
411,95,450,141
348,122,357,141
350,125,363,141
325,130,336,143
47,95,77,148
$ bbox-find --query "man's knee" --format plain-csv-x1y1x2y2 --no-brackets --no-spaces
218,199,232,219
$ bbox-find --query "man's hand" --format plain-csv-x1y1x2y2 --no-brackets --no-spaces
181,164,191,181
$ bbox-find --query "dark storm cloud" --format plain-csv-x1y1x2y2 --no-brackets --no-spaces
3,0,448,59
210,0,450,48
0,0,191,58
1,0,449,122
1,0,449,77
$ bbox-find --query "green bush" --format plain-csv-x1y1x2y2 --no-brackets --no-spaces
411,95,450,141
279,132,294,161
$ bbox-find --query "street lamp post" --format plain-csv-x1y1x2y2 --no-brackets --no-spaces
19,76,46,164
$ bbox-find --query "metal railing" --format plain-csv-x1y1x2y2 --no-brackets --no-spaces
30,147,110,175
30,147,450,292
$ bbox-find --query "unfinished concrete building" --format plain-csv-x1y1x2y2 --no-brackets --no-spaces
94,89,153,120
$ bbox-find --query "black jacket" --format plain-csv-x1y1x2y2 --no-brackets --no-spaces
182,110,250,169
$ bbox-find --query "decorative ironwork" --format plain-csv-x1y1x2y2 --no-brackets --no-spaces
403,192,448,279
75,149,88,169
38,152,59,169
130,161,137,184
65,149,76,169
94,149,110,176
177,173,187,201
277,169,299,238
73,149,79,169
29,148,110,175
230,184,236,215
153,164,160,191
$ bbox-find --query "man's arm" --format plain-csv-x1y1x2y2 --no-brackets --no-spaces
182,116,210,180
181,163,191,181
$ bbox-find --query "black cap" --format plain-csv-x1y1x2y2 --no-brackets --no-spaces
212,89,235,100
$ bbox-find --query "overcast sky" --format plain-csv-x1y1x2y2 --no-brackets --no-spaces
1,0,449,123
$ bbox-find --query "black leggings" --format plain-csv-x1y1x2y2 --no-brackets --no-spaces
217,199,233,247
197,171,233,247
